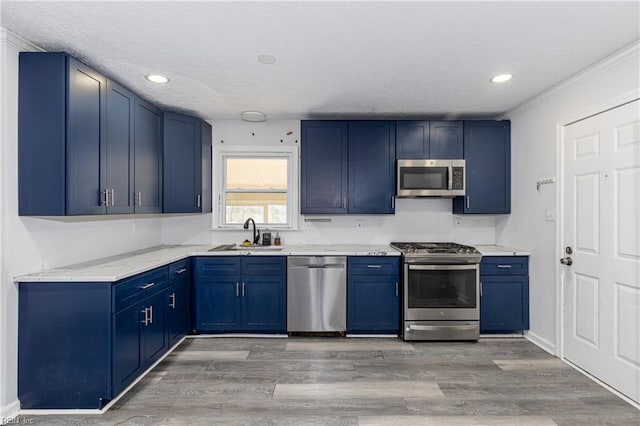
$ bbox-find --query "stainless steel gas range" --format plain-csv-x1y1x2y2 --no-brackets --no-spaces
390,242,482,341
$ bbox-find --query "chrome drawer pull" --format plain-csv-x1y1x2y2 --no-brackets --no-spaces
140,282,155,290
169,293,176,308
407,324,476,332
497,265,512,269
367,265,382,269
175,268,188,274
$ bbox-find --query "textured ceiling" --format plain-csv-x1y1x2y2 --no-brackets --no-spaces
2,1,639,121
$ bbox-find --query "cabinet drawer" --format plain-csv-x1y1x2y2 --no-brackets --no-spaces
169,259,191,283
242,256,286,275
113,267,169,313
480,256,528,276
194,256,241,277
348,257,399,275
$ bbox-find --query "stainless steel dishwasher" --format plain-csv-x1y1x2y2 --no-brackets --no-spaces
287,256,347,332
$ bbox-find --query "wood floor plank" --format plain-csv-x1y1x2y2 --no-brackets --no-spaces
273,381,444,399
358,415,558,425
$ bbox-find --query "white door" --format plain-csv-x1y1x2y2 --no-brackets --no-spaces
562,99,640,404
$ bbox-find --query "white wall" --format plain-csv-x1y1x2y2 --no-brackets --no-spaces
162,119,500,247
0,30,164,420
499,41,640,353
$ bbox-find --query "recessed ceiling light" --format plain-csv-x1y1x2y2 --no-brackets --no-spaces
491,74,512,83
257,54,276,65
145,74,169,84
241,111,267,122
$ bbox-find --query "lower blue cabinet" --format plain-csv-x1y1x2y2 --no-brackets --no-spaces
18,264,174,409
479,256,530,333
193,256,286,333
347,257,400,334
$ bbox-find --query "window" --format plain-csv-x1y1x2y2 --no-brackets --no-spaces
214,146,298,229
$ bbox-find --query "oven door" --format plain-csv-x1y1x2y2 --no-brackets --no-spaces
404,263,479,321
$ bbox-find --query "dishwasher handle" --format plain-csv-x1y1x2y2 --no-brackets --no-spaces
303,264,345,269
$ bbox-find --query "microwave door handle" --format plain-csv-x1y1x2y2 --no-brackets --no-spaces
448,164,453,190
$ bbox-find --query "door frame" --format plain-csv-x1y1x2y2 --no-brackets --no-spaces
555,88,640,358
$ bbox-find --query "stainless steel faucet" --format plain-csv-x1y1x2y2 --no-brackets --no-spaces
243,218,260,244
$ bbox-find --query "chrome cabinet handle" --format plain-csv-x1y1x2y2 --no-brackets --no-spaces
140,282,155,290
110,188,115,206
466,196,470,209
497,265,512,269
135,191,142,206
169,293,176,309
236,282,240,297
342,195,347,209
175,268,187,274
141,307,150,325
367,265,382,269
391,196,395,209
101,189,109,206
242,282,246,297
197,194,201,208
480,281,483,297
395,281,398,297
149,305,153,324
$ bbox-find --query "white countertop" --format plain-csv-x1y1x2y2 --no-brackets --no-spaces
475,245,530,256
15,244,400,283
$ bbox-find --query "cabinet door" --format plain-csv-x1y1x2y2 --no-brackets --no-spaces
301,121,348,213
347,275,399,333
66,57,107,215
163,112,202,213
454,121,510,214
200,121,213,213
396,120,429,159
167,279,191,347
134,99,163,213
242,275,286,332
480,275,529,332
105,80,134,214
348,121,395,214
140,291,167,367
193,276,242,331
112,302,143,396
430,121,463,159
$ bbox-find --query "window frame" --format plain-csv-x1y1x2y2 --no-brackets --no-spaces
213,145,299,230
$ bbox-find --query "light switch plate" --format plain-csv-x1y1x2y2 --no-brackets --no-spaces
545,208,556,222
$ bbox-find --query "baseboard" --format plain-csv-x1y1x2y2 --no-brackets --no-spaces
524,330,557,356
0,399,20,425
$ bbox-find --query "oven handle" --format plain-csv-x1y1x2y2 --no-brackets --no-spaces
407,264,478,271
406,324,477,332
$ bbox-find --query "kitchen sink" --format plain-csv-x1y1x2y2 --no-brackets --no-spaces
207,244,282,252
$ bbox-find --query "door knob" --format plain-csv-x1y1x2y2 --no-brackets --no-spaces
560,256,573,266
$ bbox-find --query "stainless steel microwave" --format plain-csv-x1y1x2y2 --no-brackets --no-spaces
397,159,465,197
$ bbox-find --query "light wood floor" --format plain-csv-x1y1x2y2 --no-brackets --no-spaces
18,337,640,425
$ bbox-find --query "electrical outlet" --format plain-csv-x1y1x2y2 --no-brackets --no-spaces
453,216,463,227
545,208,556,222
355,220,363,230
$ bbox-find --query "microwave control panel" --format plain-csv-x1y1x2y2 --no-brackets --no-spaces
452,167,465,190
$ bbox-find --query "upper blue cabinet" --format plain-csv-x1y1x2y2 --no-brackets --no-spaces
453,120,511,214
301,121,349,214
396,120,463,159
19,53,107,215
18,52,164,216
301,120,395,214
163,112,212,213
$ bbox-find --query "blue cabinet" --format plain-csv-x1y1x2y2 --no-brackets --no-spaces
167,259,192,347
396,121,463,159
348,121,396,214
105,80,135,214
18,52,107,216
347,257,400,334
193,256,286,333
18,52,164,216
480,256,529,333
453,121,511,214
133,98,163,213
18,264,173,409
301,120,395,214
163,113,212,213
301,121,348,214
